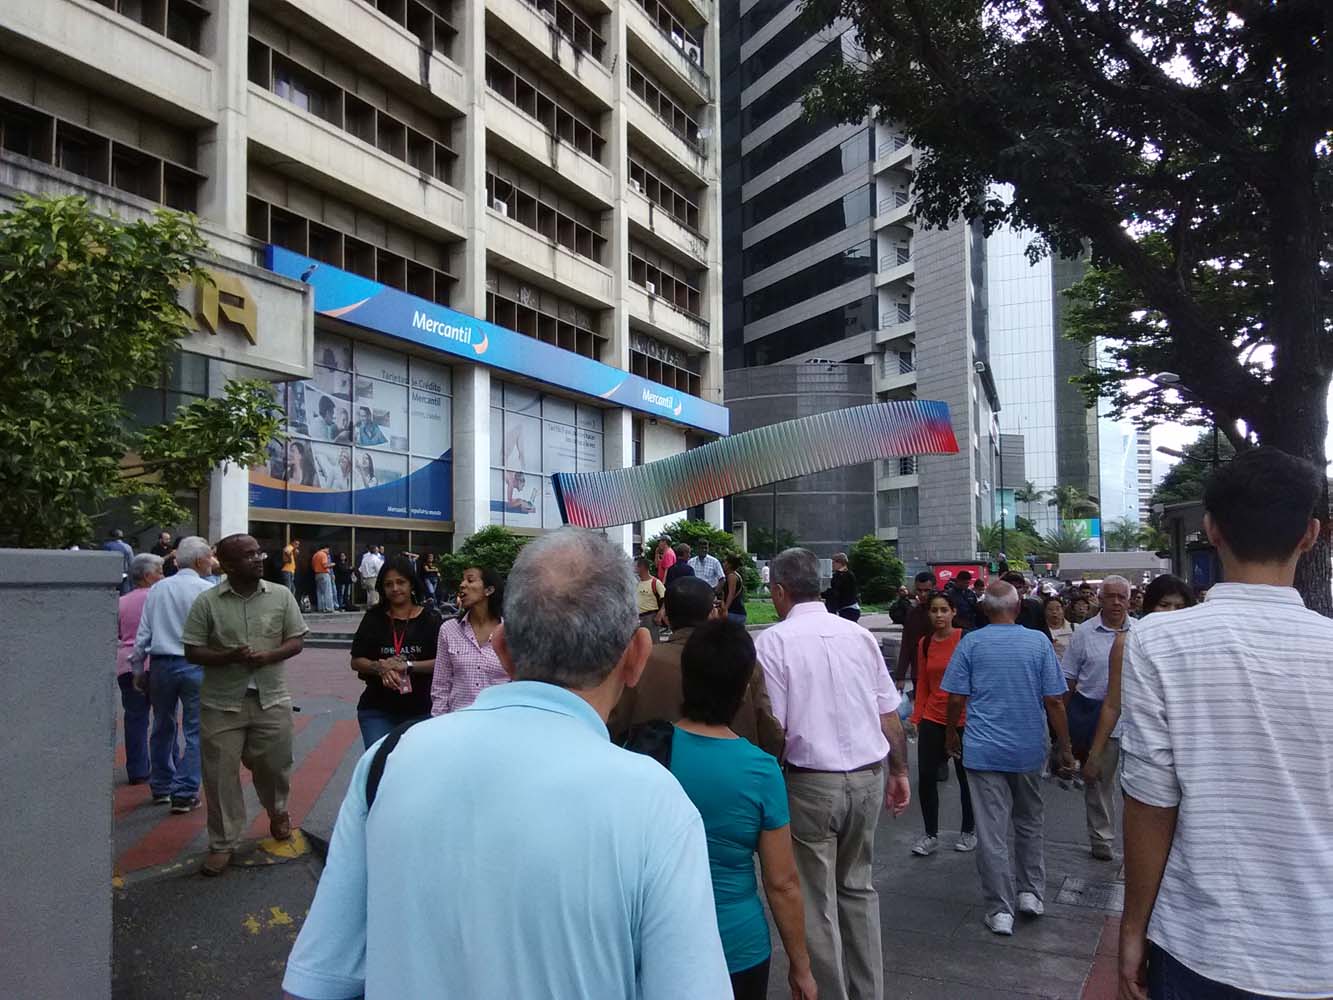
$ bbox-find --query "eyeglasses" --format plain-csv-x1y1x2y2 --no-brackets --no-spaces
241,550,267,562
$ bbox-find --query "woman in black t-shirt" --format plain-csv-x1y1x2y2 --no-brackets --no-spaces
350,555,443,748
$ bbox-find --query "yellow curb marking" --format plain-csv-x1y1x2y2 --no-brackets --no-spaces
242,915,262,936
258,830,309,859
267,906,293,928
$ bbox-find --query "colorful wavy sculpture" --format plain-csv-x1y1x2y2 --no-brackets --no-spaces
553,399,958,529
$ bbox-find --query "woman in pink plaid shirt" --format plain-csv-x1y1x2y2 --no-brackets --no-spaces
430,566,507,714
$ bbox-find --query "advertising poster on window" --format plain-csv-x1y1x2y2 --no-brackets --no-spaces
542,420,578,528
353,378,408,451
408,456,452,521
352,449,409,517
409,387,451,461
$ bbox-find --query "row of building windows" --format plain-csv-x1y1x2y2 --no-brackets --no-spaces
737,295,874,367
485,51,606,162
485,164,608,265
486,279,604,361
516,0,607,63
628,63,703,152
629,329,702,396
743,186,870,277
743,240,872,323
357,0,457,60
0,95,200,212
631,0,704,61
738,0,787,44
92,0,208,52
742,111,835,183
248,38,458,186
628,156,702,232
739,13,818,90
629,242,704,318
742,129,869,229
880,487,920,528
740,39,842,136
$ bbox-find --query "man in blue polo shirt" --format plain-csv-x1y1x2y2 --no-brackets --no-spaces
941,580,1074,937
283,528,730,1000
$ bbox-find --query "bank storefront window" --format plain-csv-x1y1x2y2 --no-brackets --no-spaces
249,332,453,521
489,381,603,529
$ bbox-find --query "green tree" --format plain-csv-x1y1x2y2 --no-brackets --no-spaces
0,195,284,547
649,519,761,591
1104,516,1148,552
802,0,1331,614
1036,523,1094,560
748,526,798,559
1013,481,1047,523
978,522,1041,562
440,525,529,592
847,535,905,603
1046,484,1100,521
1150,431,1238,509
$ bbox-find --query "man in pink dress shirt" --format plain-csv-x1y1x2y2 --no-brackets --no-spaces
116,552,164,784
754,547,911,1000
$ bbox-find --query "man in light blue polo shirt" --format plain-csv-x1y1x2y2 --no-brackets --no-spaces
941,580,1074,937
283,528,731,1000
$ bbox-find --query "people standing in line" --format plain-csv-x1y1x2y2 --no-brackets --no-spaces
721,554,747,624
634,556,666,642
665,543,695,586
653,535,676,583
281,538,300,594
1062,574,1133,861
1002,571,1053,640
129,537,217,813
311,543,334,613
609,576,784,758
117,553,164,786
687,538,725,590
822,552,861,622
940,580,1075,936
1082,575,1194,785
909,591,975,857
893,571,940,691
283,528,731,999
103,528,135,595
430,566,506,715
358,544,384,608
949,570,980,629
350,556,443,749
1044,595,1075,663
418,550,440,603
1119,448,1333,999
333,552,353,611
182,534,308,876
151,531,178,577
755,547,911,1000
668,620,817,1000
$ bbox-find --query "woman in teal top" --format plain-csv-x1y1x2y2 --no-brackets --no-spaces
669,620,817,1000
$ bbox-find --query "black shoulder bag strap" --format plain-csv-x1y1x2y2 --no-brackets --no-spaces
365,717,426,809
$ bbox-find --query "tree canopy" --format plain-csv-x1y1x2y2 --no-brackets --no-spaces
1150,430,1239,509
804,0,1331,609
0,196,284,547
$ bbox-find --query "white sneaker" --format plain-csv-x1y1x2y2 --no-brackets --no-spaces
910,835,939,856
1017,892,1044,916
955,832,978,852
985,911,1014,935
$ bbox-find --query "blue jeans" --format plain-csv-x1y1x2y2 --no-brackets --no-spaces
357,708,426,750
281,570,295,593
118,672,151,782
727,612,748,625
336,581,352,609
149,655,203,798
1149,944,1280,1000
315,572,335,612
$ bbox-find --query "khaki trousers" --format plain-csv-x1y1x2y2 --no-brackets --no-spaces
786,767,885,1000
200,694,294,852
1085,737,1120,849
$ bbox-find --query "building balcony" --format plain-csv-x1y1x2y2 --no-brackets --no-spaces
874,197,913,230
247,85,465,239
486,98,615,207
485,0,614,108
875,257,914,288
485,209,615,306
5,0,215,124
877,458,920,492
271,0,467,113
626,281,710,353
875,525,901,542
626,93,709,182
624,1,710,103
874,316,915,346
874,135,914,173
874,364,917,396
626,189,708,265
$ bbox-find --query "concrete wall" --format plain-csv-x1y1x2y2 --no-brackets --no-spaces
725,363,875,555
0,550,121,1000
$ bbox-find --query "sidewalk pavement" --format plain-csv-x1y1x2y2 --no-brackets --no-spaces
111,644,1121,1000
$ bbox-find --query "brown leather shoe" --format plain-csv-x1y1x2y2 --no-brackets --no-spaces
269,812,292,841
201,851,232,877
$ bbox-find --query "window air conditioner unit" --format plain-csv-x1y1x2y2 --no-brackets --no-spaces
684,41,702,64
671,31,684,49
493,199,508,216
629,178,643,193
645,280,656,295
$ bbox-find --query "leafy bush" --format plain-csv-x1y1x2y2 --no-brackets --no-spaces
847,535,905,603
648,519,761,593
440,525,528,592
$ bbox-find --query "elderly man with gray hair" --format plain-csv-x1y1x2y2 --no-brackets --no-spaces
284,527,731,1000
130,535,217,813
1062,574,1133,860
754,546,910,1000
941,579,1075,936
116,552,165,785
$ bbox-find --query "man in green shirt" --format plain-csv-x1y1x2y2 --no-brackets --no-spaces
183,533,308,876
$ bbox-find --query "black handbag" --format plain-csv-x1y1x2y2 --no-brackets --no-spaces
620,720,675,769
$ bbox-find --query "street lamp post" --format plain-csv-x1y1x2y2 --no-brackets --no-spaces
1148,371,1220,469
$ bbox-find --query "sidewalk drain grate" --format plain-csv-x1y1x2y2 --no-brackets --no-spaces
1055,877,1124,912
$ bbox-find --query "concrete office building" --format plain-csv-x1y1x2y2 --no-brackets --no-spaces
719,0,998,566
1135,425,1156,523
1,0,728,564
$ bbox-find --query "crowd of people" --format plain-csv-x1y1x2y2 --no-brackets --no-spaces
112,446,1333,1000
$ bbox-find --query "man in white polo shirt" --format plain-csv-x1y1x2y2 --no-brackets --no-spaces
1119,447,1333,998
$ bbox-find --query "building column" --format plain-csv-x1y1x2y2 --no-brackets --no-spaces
197,0,248,235
453,0,487,320
452,364,492,541
602,408,634,552
206,360,252,541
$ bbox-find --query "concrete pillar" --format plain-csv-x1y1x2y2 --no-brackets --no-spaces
0,549,121,1000
197,0,248,235
602,407,634,552
206,360,253,541
451,364,492,540
453,0,488,319
606,1,631,370
704,498,724,531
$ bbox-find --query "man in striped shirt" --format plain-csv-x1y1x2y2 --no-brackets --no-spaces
1119,447,1333,999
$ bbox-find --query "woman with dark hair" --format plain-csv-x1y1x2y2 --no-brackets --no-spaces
669,620,817,1000
909,591,975,856
1044,594,1075,663
721,553,746,624
430,565,506,715
418,550,440,602
1083,574,1196,783
288,440,318,486
349,555,443,748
